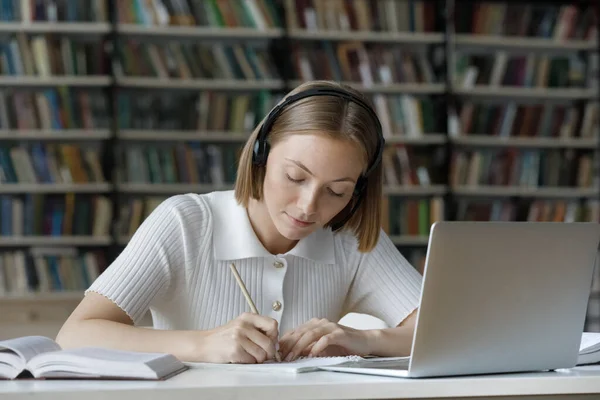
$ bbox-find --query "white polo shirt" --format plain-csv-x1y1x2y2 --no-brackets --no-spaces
86,190,423,334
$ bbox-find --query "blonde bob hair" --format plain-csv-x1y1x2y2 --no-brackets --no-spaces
235,80,383,253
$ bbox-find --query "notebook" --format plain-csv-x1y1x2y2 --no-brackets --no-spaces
186,355,410,373
0,336,188,380
186,333,600,375
578,332,600,365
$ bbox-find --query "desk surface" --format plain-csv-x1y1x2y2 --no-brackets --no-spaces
3,365,600,400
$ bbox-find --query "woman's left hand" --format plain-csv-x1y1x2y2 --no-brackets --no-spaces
278,318,373,362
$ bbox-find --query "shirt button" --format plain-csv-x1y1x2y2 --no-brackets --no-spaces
272,301,282,311
273,261,284,268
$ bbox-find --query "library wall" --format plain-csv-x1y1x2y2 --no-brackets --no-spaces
0,0,598,339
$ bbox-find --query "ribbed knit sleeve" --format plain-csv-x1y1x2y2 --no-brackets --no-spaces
86,194,210,325
342,230,423,328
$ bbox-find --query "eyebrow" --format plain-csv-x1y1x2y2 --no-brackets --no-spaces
285,158,356,183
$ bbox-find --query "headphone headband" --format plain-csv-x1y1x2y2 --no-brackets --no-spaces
252,85,386,231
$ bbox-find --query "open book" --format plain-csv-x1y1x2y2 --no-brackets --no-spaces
186,355,410,374
0,336,188,380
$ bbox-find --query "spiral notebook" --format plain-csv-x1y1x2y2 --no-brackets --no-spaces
185,355,410,374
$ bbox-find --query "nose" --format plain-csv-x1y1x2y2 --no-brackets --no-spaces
297,186,318,218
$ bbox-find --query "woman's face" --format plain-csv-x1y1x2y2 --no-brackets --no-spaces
262,133,365,241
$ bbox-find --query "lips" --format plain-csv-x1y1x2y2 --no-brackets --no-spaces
286,213,314,228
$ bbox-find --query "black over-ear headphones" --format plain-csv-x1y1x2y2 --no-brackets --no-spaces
252,86,385,232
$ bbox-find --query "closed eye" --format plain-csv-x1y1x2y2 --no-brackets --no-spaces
286,174,303,183
328,188,344,197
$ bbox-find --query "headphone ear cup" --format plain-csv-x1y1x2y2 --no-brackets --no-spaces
353,176,366,198
252,137,270,166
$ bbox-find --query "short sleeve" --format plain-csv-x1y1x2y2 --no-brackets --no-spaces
85,194,209,325
342,230,423,328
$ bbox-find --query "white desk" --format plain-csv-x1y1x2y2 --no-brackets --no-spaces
2,366,600,400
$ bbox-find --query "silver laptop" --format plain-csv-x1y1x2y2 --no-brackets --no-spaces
323,221,600,378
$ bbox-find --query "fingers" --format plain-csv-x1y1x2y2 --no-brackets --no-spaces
284,325,334,361
309,331,346,357
238,336,268,364
279,318,323,359
246,326,277,361
240,312,279,341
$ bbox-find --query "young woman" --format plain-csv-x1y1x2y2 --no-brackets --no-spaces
56,80,423,364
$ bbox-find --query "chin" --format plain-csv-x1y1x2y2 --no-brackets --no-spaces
277,224,310,241
276,217,315,241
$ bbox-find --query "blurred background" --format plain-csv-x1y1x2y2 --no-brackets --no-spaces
0,0,598,339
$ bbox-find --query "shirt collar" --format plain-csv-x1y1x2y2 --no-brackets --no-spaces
207,190,336,265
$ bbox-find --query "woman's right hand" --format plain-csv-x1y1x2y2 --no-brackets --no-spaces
186,312,279,364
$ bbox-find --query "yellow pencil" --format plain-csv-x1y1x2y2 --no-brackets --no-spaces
229,262,282,362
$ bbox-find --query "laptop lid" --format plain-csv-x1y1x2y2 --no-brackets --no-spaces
407,221,600,378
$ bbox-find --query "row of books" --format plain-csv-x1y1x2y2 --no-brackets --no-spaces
118,0,282,29
455,199,600,223
120,143,239,185
0,89,109,130
115,196,166,239
293,42,441,85
453,101,599,139
0,0,108,22
117,90,278,132
382,196,444,237
0,89,597,138
117,89,445,137
115,41,279,81
3,1,597,44
455,3,597,40
2,193,600,251
382,146,445,186
5,142,599,189
0,35,108,77
0,194,112,237
0,248,105,296
287,0,438,33
0,144,105,184
454,53,593,90
450,149,596,188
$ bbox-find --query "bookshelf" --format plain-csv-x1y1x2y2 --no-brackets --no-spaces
0,0,598,338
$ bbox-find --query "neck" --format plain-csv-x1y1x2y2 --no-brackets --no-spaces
247,198,298,255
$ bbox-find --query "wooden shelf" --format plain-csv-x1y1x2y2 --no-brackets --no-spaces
384,185,447,196
0,22,110,34
452,185,598,198
118,130,250,142
454,86,594,100
450,135,598,149
0,183,111,193
117,24,283,39
289,29,443,44
117,183,234,194
290,80,444,94
116,77,284,91
454,34,597,53
0,129,111,140
0,236,111,247
0,76,111,87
